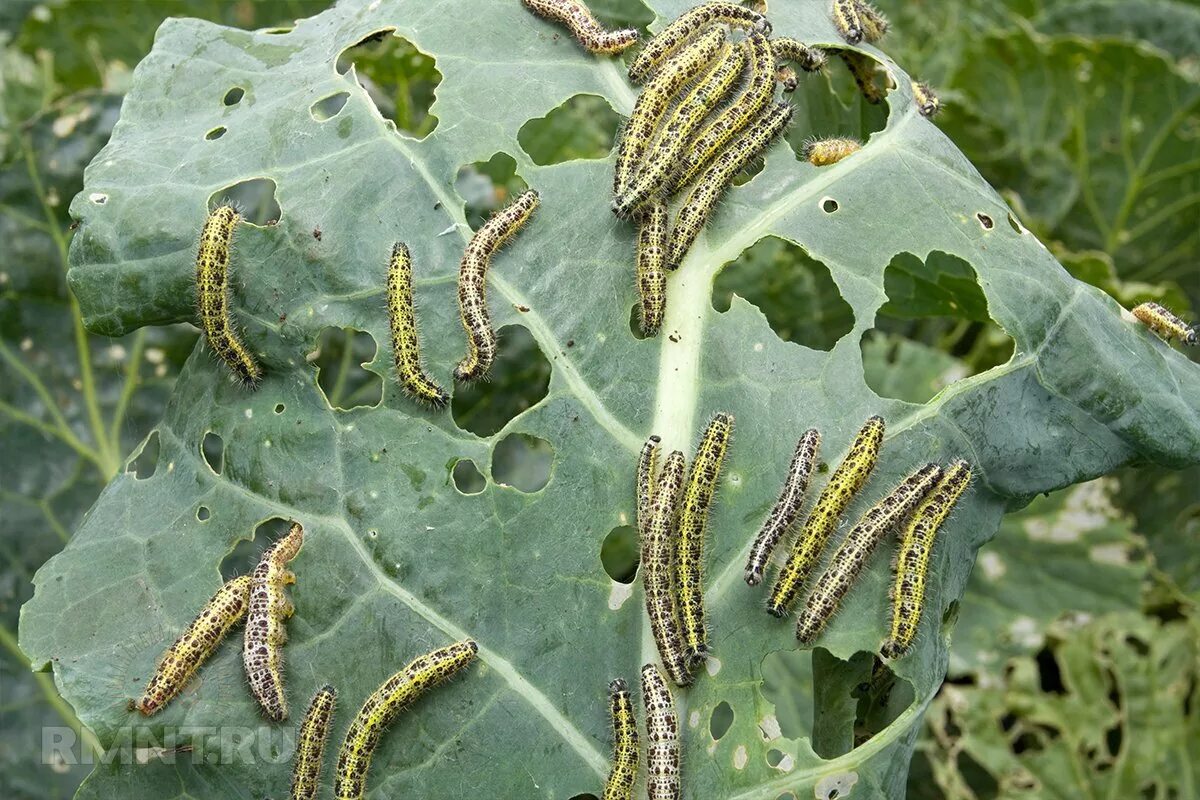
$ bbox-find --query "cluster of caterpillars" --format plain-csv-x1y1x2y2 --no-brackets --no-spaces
601,664,681,800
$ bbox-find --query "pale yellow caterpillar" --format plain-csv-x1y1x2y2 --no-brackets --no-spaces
677,412,734,665
771,37,828,74
522,0,639,54
195,205,262,386
641,663,681,800
1132,302,1197,346
603,678,639,800
767,416,883,617
386,242,449,408
831,0,864,44
291,685,337,800
637,434,662,540
882,460,971,659
636,200,669,336
613,42,747,218
613,26,726,199
912,81,940,117
745,429,821,586
795,463,943,644
856,0,890,42
777,64,798,92
333,640,478,800
243,521,304,722
455,190,540,382
666,102,794,270
840,51,885,104
626,1,768,84
802,136,862,166
641,450,693,686
135,575,252,716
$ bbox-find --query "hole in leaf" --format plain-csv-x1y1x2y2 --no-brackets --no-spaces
206,126,226,140
201,431,224,475
310,91,350,121
197,506,211,521
713,237,854,351
567,795,600,800
221,517,290,579
336,29,441,138
941,599,960,630
1035,646,1066,695
628,302,649,340
274,403,285,414
957,750,1001,797
783,48,888,158
710,701,734,740
451,459,486,495
518,94,620,165
766,748,785,767
977,212,994,230
850,656,915,749
821,197,839,213
1008,213,1022,233
223,87,245,106
455,152,530,230
452,325,550,437
492,433,553,493
601,525,639,583
210,178,281,226
127,430,159,479
310,327,383,411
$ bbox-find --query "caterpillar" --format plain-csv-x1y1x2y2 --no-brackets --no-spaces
636,201,669,335
802,137,862,166
882,460,972,659
626,1,768,84
1132,302,1198,346
855,1,890,42
603,678,639,800
243,521,304,722
831,0,864,44
333,640,478,800
613,42,747,219
195,205,262,387
637,434,662,539
776,65,798,93
386,242,449,408
839,51,885,104
454,189,540,382
912,81,940,117
641,663,681,800
641,450,693,686
614,26,726,198
291,685,338,800
135,575,252,716
666,102,794,270
795,463,943,644
677,412,734,665
745,428,821,587
521,0,639,54
673,32,775,191
771,37,828,74
767,416,884,617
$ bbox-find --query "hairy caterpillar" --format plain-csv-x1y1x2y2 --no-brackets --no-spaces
521,0,639,54
855,1,890,42
666,102,794,270
802,137,862,166
673,32,775,190
795,464,943,644
386,243,449,408
195,205,262,386
244,521,304,722
882,460,972,659
135,575,252,716
839,51,885,104
768,416,884,617
626,1,768,84
1132,302,1198,346
912,81,940,117
603,678,639,800
831,0,864,44
677,412,734,665
291,685,337,800
641,663,681,800
637,434,663,539
771,37,828,74
614,26,726,198
455,190,540,382
641,450,693,686
636,201,669,335
745,429,821,586
333,640,478,800
613,43,747,219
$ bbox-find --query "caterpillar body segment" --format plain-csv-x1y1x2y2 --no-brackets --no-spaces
602,678,639,800
291,685,337,800
243,522,304,722
745,429,821,586
1132,302,1197,345
771,37,828,74
195,205,262,386
641,663,681,800
912,81,940,117
521,0,640,54
636,201,669,333
840,51,885,104
802,137,862,166
386,242,449,407
627,1,768,84
641,450,693,686
637,434,663,539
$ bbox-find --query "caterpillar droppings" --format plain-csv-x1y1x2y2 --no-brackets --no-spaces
195,205,262,386
291,685,337,800
244,521,304,722
666,102,794,270
333,640,478,800
768,416,884,617
603,678,639,800
796,463,943,644
636,200,669,335
802,136,862,166
677,412,734,665
135,575,252,716
521,0,639,54
839,51,885,104
455,189,540,382
1132,302,1197,346
882,460,971,659
637,434,662,539
912,81,940,117
641,450,693,686
745,428,821,587
386,242,449,408
641,663,681,800
626,1,768,84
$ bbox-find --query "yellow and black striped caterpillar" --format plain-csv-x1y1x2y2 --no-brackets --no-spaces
745,429,821,587
626,1,768,84
195,205,262,386
640,450,693,686
244,522,304,722
802,136,862,166
602,678,639,800
521,0,639,54
291,685,337,800
386,242,449,407
641,663,681,800
1132,302,1197,346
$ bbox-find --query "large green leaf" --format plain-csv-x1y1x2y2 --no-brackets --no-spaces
18,2,1200,799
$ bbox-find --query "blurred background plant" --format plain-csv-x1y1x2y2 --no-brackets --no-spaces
1,0,1195,797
